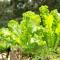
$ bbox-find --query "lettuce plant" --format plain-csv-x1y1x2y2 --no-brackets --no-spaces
0,5,60,60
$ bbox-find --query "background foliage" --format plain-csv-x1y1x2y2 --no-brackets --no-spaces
0,0,60,27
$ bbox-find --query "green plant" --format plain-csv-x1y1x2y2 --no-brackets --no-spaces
0,5,60,60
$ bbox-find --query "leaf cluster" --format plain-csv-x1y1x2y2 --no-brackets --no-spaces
0,5,60,59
